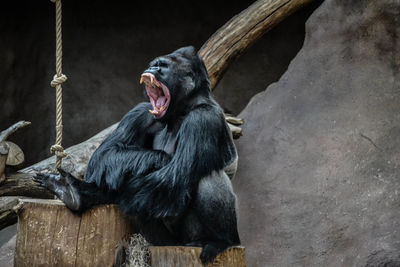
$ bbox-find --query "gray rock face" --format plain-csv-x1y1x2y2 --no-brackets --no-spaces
233,0,400,266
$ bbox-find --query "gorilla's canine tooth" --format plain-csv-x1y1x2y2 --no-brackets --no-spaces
149,109,160,115
150,76,154,85
140,77,144,84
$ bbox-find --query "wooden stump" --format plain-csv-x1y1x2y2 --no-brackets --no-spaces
149,246,246,267
14,199,133,267
14,199,246,266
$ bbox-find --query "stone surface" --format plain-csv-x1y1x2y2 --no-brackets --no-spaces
233,0,400,266
0,235,15,267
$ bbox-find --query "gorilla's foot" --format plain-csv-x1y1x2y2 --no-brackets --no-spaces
200,241,230,266
34,168,82,211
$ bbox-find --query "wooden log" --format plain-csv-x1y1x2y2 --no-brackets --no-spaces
225,116,244,126
21,123,119,179
0,142,9,184
228,123,243,139
14,199,133,267
0,173,53,199
199,0,315,89
0,196,20,229
0,121,31,143
5,141,25,167
149,246,246,267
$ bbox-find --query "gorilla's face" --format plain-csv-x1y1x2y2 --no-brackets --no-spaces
140,46,209,119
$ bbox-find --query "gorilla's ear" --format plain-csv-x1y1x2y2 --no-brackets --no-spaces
181,76,195,93
174,46,197,58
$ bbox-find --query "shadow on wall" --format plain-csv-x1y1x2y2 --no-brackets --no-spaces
0,0,322,166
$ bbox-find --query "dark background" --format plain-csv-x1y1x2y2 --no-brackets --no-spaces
0,0,322,166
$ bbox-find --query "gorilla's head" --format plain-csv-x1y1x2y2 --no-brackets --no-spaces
140,46,210,119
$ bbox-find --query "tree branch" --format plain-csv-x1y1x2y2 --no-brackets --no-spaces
0,121,31,143
199,0,315,89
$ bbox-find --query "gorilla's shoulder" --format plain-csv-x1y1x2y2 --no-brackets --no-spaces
184,103,226,128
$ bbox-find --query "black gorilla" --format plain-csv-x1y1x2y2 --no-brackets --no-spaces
35,46,240,265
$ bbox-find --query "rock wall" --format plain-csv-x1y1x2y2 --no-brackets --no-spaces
234,0,400,266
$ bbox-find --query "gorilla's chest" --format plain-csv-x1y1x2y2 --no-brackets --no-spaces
152,126,178,155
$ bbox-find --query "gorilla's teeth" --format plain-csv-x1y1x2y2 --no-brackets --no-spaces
140,77,144,84
149,109,160,115
150,76,154,85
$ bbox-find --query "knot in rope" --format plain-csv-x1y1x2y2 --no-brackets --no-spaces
50,144,67,159
50,74,67,87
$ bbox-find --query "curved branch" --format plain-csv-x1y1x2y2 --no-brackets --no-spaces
0,121,31,143
199,0,315,89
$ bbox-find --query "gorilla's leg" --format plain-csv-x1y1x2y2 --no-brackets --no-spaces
183,170,240,265
34,168,113,212
131,216,180,245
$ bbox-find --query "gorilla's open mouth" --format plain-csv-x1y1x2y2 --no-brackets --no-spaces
140,73,171,118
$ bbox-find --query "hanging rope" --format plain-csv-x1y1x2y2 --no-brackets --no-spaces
50,0,67,169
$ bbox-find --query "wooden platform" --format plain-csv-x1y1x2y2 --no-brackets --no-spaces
150,246,245,267
14,199,246,266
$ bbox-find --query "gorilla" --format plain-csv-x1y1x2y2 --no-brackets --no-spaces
35,46,240,265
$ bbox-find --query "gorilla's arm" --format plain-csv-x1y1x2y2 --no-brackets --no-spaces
118,105,237,218
85,102,172,190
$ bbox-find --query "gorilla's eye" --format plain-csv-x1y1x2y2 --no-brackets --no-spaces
155,59,169,68
186,71,194,78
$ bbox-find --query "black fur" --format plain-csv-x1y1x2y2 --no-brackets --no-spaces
35,46,240,265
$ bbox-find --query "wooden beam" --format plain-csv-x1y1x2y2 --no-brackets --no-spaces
199,0,315,89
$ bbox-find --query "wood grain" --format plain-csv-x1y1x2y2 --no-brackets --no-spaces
149,246,246,267
14,199,133,267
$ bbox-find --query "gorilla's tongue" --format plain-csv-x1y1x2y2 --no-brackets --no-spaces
140,72,171,118
156,96,167,109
